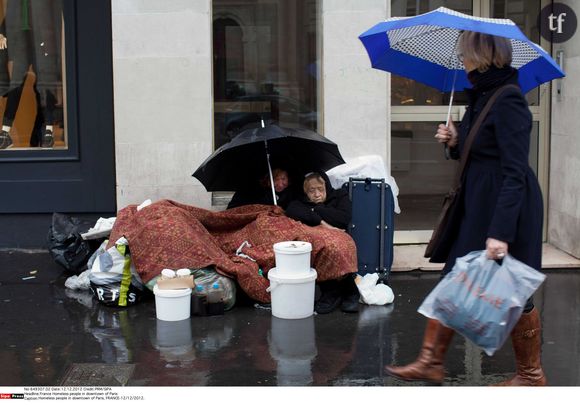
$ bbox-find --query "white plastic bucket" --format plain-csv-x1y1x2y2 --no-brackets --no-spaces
153,285,192,321
267,268,317,319
273,241,312,277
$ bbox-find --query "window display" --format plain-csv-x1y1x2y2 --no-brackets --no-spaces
0,0,64,151
212,0,321,149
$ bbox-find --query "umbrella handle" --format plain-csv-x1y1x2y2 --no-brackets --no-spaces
266,152,277,206
444,82,456,160
264,138,277,206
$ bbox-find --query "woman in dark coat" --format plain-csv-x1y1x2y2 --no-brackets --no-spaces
285,171,351,230
285,172,359,314
385,31,546,386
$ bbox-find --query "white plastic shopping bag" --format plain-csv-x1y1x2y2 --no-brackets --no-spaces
355,273,394,305
418,251,546,355
89,237,147,307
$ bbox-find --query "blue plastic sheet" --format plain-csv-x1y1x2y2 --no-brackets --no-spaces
418,251,546,356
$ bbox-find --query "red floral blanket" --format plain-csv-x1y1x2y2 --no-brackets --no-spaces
108,200,357,303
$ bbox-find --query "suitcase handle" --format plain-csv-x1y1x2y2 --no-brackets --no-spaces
364,178,372,192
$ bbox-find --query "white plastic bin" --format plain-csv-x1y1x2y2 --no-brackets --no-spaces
273,241,312,277
153,285,191,321
267,268,317,319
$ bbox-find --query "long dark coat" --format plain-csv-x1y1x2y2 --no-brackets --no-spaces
431,74,543,275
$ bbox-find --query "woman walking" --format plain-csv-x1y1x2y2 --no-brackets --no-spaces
384,31,546,386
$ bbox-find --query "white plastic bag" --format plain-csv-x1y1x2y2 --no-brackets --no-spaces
418,251,546,356
65,269,92,290
355,273,394,305
326,155,401,213
80,217,116,240
89,237,147,307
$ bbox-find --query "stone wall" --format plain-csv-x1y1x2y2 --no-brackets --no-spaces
112,0,213,209
321,0,390,167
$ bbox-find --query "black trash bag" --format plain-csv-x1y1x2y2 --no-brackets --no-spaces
47,213,101,274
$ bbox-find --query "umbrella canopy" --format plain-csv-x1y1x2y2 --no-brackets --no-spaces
359,7,565,94
193,125,345,192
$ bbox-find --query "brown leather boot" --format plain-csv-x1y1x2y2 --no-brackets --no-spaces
384,318,454,383
494,308,547,386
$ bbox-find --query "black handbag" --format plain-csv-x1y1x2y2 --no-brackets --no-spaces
425,84,518,260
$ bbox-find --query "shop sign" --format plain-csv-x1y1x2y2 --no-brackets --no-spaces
539,3,577,43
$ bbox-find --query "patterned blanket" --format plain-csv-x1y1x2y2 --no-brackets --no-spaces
108,200,357,303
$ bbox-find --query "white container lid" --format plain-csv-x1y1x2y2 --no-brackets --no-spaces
175,268,191,277
153,284,192,298
273,241,312,255
268,268,317,283
161,269,176,279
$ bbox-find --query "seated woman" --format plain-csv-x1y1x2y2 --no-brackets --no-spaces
227,168,297,210
286,172,359,314
285,172,351,230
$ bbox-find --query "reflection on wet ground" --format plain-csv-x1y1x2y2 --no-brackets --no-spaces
0,251,579,386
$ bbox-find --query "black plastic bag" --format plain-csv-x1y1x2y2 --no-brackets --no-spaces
47,213,101,274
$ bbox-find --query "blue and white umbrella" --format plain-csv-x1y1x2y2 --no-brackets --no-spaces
359,7,565,157
359,7,565,95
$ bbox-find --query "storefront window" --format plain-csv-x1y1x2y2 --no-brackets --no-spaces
212,0,320,149
0,0,65,151
391,121,457,230
492,0,541,44
392,120,539,231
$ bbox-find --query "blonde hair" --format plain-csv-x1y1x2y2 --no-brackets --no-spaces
458,31,512,72
303,173,325,193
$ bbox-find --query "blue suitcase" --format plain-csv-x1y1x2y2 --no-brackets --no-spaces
347,178,395,282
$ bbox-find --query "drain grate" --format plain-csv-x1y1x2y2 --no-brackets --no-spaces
59,363,135,386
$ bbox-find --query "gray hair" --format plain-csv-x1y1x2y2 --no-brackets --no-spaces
303,173,325,193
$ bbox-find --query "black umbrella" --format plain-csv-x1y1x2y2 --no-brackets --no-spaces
193,125,346,202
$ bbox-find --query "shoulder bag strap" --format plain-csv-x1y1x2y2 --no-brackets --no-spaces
452,84,519,188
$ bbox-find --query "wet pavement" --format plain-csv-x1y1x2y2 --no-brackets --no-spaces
1,250,579,387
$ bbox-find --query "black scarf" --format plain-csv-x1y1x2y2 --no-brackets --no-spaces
467,65,517,92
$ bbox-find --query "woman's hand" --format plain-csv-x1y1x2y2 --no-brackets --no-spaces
435,121,458,147
486,237,508,260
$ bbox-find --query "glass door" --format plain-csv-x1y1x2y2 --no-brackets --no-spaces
390,0,551,244
390,0,474,243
